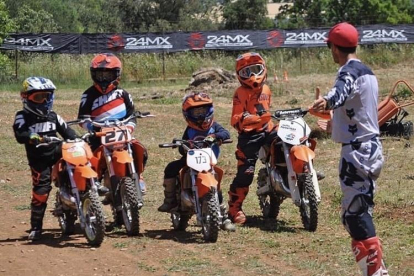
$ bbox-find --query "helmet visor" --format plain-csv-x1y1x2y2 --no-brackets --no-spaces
238,64,265,79
188,106,210,120
27,91,53,103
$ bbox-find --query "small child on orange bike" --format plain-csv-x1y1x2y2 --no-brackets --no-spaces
158,91,235,231
77,53,148,199
12,77,77,240
228,52,325,225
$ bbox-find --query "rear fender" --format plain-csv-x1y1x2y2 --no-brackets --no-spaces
196,171,218,198
131,140,146,174
290,145,315,174
52,159,64,182
213,166,223,191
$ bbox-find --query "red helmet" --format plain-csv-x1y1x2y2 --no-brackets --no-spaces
236,52,267,93
182,92,214,131
326,22,358,48
90,53,122,94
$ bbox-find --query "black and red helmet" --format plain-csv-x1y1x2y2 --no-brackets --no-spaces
90,53,122,94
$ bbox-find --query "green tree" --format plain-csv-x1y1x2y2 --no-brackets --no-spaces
14,4,59,33
0,0,14,40
222,0,274,30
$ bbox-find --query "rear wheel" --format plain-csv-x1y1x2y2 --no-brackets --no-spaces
257,168,283,219
171,213,191,231
55,191,76,235
119,177,140,236
82,190,106,246
299,173,318,232
201,191,220,243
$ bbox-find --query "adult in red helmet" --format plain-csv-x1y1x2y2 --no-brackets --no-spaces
227,52,278,225
312,22,388,276
158,92,235,231
77,53,148,197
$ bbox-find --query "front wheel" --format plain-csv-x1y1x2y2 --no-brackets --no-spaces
298,173,318,232
200,191,220,243
81,190,106,246
119,177,140,236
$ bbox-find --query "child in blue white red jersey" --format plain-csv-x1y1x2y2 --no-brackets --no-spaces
77,53,148,196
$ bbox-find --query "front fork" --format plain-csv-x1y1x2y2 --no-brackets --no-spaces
191,169,222,226
66,164,86,228
103,145,144,208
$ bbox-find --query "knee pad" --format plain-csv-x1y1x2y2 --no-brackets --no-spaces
343,195,376,240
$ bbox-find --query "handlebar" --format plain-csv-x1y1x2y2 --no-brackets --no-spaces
35,133,93,148
159,138,232,150
272,108,308,120
67,111,154,127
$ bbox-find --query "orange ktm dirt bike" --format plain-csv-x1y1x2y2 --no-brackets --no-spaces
37,134,106,246
256,108,322,232
77,111,153,236
158,138,232,242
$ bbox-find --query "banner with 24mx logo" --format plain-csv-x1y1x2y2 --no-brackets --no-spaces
1,24,413,54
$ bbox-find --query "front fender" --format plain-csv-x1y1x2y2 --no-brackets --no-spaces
196,171,218,198
290,145,315,174
113,149,133,164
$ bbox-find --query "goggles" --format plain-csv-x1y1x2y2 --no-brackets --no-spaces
238,64,265,79
27,91,53,103
94,70,117,82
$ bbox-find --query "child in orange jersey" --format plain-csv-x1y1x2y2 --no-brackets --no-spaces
227,52,278,225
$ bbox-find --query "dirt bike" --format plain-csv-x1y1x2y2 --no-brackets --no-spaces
256,108,321,232
37,134,106,246
77,111,152,236
158,138,232,242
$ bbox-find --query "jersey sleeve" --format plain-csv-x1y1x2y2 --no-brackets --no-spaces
12,111,31,144
212,122,230,141
123,90,137,130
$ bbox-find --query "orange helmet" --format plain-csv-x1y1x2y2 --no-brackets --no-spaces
236,52,267,92
182,92,214,131
90,53,122,94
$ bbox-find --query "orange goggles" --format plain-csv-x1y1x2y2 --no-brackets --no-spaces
27,91,53,103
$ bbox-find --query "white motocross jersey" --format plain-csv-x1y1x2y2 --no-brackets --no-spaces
324,59,380,144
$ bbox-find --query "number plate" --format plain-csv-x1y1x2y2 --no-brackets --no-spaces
186,148,217,172
100,126,132,146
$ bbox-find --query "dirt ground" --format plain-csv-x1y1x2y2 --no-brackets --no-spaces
2,63,414,276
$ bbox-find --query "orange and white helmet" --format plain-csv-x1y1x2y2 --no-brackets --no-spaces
236,52,267,92
90,53,122,94
182,92,214,131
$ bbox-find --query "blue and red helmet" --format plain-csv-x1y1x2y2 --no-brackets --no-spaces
182,92,214,131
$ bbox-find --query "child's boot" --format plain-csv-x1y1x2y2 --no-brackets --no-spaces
228,187,249,225
220,203,236,231
28,203,46,240
157,178,177,212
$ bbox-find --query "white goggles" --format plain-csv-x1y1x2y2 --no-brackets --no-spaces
238,64,265,79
